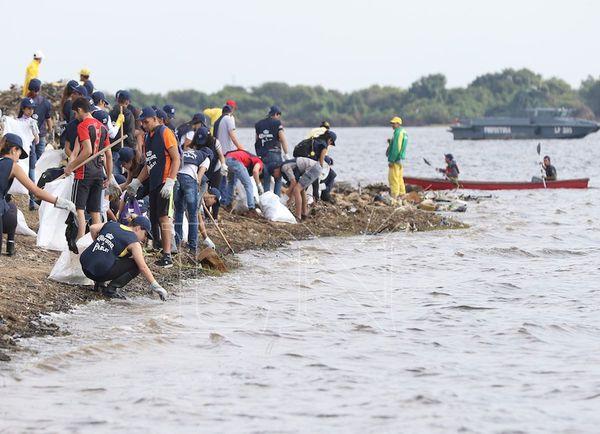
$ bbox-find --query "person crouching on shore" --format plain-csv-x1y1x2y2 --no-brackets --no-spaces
1,133,76,256
80,216,167,300
272,157,322,221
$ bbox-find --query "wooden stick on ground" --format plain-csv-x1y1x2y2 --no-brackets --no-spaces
56,135,128,180
202,200,235,255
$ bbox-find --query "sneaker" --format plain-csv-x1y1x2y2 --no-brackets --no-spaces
102,286,126,299
93,281,108,292
155,254,174,268
6,241,15,257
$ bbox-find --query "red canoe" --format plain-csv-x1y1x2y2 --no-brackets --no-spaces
404,176,589,191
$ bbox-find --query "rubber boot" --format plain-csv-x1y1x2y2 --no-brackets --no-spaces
6,240,15,257
103,270,140,299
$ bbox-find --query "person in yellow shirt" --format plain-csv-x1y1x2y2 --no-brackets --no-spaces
23,50,44,96
387,116,408,202
203,99,237,134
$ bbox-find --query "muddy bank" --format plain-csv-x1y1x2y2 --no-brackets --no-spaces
0,187,466,361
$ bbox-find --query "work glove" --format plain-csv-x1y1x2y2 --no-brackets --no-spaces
126,178,142,196
220,164,228,176
284,153,291,161
203,237,216,249
115,113,125,129
55,197,76,214
257,184,265,195
160,178,175,199
150,281,167,301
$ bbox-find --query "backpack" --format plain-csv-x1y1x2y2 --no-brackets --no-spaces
293,138,316,158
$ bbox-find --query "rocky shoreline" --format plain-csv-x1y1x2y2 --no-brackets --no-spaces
0,185,467,362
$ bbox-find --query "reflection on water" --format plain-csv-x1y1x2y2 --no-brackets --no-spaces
1,127,600,433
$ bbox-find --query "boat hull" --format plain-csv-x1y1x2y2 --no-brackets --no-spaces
404,177,589,191
450,124,600,140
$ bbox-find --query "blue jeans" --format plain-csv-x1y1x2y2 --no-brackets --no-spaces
28,141,38,207
222,158,255,209
261,151,283,196
174,174,199,250
36,136,47,160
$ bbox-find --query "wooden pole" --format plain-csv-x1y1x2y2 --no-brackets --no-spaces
56,135,127,180
202,200,235,255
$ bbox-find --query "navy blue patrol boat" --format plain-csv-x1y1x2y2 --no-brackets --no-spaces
450,108,600,140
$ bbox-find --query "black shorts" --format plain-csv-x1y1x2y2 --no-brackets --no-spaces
149,184,174,221
72,178,103,212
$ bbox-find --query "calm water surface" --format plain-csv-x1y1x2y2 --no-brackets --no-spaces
1,127,599,433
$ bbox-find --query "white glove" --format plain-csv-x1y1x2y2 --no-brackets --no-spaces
203,237,216,249
160,178,175,199
55,197,76,214
109,175,121,189
257,184,265,195
127,178,142,196
284,153,291,160
220,165,228,176
150,281,167,301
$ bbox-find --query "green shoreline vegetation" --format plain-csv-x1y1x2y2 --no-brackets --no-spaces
126,68,600,127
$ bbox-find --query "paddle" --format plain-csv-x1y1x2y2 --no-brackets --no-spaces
424,157,460,191
423,158,440,176
536,143,547,189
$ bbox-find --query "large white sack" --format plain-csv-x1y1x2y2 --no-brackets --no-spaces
49,233,94,286
16,209,36,236
260,191,296,224
232,177,260,214
37,177,73,251
2,117,34,195
35,149,64,183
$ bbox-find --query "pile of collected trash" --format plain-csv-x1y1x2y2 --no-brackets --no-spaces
0,81,65,117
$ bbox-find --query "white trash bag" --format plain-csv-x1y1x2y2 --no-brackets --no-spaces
232,178,260,214
260,191,296,224
2,117,34,195
35,149,64,184
37,177,73,251
49,233,94,286
16,209,36,237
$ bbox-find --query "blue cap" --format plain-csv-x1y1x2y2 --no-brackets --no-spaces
131,216,153,240
20,97,36,108
191,112,207,125
73,85,88,97
195,126,209,145
67,80,79,91
117,90,131,102
222,104,232,114
208,187,221,201
2,133,28,159
444,153,454,160
92,110,109,126
155,108,168,121
28,78,41,92
268,105,282,116
163,104,176,118
119,147,135,163
139,107,156,120
326,130,337,145
92,91,109,105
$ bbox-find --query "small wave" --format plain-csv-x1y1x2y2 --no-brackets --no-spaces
352,324,378,333
484,247,538,258
447,305,495,310
539,248,588,257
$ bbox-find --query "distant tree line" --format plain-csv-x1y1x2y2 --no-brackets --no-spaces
126,68,600,127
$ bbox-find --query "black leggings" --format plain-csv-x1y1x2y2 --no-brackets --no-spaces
83,257,140,283
1,202,18,254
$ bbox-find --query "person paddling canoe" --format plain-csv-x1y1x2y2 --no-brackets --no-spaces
437,153,460,181
531,155,557,182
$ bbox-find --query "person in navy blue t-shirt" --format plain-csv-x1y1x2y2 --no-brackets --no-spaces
254,105,290,196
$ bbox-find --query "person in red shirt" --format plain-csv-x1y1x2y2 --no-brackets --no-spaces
221,150,263,213
64,97,116,239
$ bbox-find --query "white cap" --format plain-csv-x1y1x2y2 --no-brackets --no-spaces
33,50,44,59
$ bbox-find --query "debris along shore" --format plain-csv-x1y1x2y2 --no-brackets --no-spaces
0,185,466,361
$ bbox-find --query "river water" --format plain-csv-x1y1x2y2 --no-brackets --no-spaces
1,127,600,433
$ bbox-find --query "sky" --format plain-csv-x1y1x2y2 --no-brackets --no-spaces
3,0,599,95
